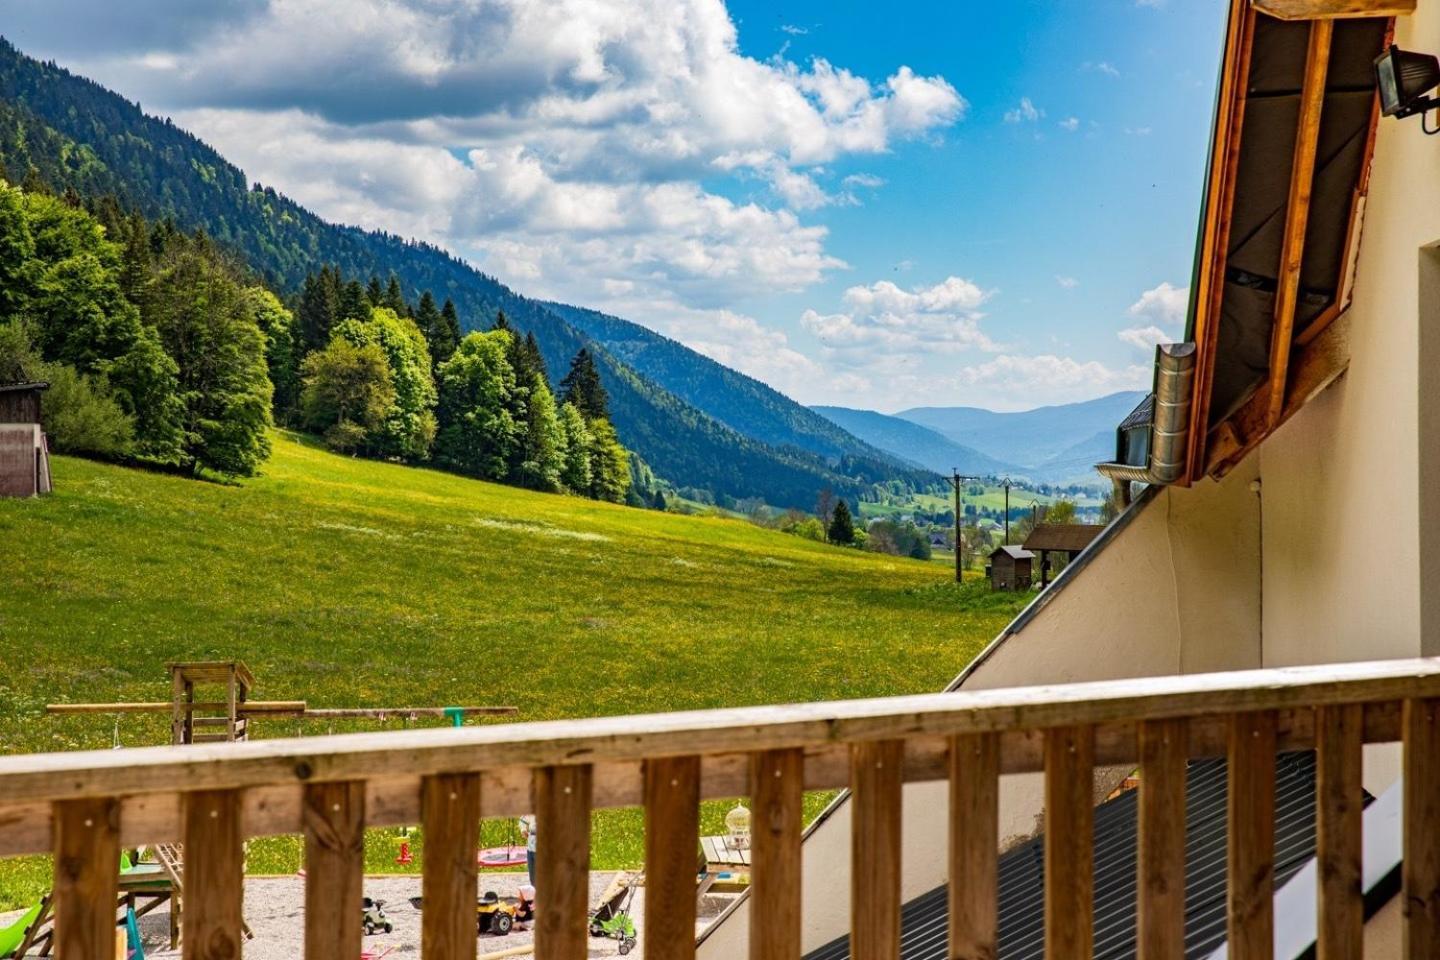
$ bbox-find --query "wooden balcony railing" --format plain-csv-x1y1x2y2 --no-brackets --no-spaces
4,657,1440,959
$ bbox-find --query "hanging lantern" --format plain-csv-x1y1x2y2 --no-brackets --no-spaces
725,801,751,849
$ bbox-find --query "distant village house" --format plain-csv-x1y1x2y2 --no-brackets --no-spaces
0,381,52,498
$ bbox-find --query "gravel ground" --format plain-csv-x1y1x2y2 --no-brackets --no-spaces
2,873,733,959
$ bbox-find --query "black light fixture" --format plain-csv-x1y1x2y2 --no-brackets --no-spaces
1375,45,1440,131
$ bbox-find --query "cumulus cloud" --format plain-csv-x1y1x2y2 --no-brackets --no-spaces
1058,116,1080,132
801,277,997,355
1127,281,1188,327
1117,280,1188,351
949,354,1150,401
1004,97,1043,124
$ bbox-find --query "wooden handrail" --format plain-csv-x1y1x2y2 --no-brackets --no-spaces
7,657,1440,959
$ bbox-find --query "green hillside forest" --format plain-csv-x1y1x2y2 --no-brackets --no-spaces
0,36,939,510
0,434,1028,908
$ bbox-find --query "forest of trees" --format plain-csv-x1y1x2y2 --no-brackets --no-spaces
0,178,633,503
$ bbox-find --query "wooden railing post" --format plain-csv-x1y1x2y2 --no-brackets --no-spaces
949,732,998,960
1045,725,1094,960
182,789,244,960
851,740,903,960
1316,704,1363,960
421,773,482,960
1404,697,1440,955
53,796,119,960
1228,711,1276,960
1138,718,1187,960
645,756,701,960
535,764,594,960
303,781,366,960
751,748,804,960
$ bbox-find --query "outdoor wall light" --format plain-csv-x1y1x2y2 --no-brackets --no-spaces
1375,45,1440,131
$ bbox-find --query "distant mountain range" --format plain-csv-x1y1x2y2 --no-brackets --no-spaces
0,36,933,510
809,407,1022,477
814,391,1146,486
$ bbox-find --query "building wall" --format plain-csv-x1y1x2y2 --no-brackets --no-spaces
1258,3,1440,669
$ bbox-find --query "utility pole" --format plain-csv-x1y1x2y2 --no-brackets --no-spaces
1001,477,1015,545
949,470,978,583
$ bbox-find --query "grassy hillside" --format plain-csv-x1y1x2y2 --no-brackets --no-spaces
0,434,1026,907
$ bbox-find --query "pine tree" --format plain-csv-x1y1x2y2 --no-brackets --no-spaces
365,275,384,307
508,330,548,390
117,213,152,307
559,348,608,421
338,278,368,323
383,275,407,314
297,269,339,355
491,309,511,333
433,298,461,366
414,290,445,361
828,499,855,545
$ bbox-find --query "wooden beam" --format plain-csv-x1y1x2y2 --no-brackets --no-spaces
1138,719,1188,960
303,781,366,960
183,790,245,960
1316,704,1364,960
644,756,701,960
1253,0,1415,19
1266,19,1333,430
751,749,803,960
1044,726,1094,960
421,773,482,960
535,764,593,960
949,733,999,960
1404,698,1440,953
1227,712,1276,960
1207,306,1350,478
10,658,1440,808
851,740,903,960
53,797,120,960
1187,0,1257,483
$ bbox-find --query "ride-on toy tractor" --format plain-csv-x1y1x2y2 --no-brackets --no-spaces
476,892,519,936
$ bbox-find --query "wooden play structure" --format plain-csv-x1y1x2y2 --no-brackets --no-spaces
46,660,519,744
14,661,519,956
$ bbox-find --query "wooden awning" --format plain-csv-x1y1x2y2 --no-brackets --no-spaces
1179,1,1393,482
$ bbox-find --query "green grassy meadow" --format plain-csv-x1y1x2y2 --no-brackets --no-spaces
0,432,1028,908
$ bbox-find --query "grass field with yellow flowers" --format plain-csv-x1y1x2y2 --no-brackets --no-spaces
0,431,1028,909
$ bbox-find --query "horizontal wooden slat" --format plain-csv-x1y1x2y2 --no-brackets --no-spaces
1251,0,1414,19
0,699,1415,857
5,660,1439,807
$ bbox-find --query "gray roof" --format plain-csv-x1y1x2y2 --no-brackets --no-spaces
1117,393,1155,431
991,545,1034,560
0,381,49,394
805,752,1334,960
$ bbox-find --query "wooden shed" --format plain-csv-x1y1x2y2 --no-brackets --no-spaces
0,381,51,498
987,545,1034,591
0,381,47,425
1023,523,1106,587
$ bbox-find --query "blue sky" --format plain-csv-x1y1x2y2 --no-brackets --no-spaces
5,0,1225,411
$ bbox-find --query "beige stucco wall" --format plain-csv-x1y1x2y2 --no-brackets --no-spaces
1259,2,1440,668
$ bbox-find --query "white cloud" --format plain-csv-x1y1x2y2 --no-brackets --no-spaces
1058,116,1080,132
949,354,1150,404
1127,281,1188,328
1117,325,1169,350
800,276,996,356
1004,97,1042,124
1082,61,1121,78
1056,275,1079,289
780,24,808,36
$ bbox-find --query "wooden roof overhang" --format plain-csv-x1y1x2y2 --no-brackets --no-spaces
1179,0,1403,483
